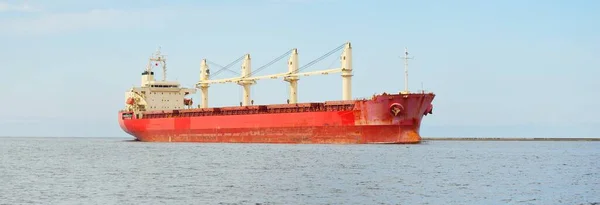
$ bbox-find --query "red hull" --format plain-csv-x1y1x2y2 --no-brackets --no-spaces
118,93,435,144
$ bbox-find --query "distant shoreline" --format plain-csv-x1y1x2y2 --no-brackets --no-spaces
423,137,600,141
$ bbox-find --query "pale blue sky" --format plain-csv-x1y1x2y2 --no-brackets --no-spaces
0,0,598,138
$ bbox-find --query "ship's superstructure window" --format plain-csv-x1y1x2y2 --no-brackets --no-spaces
150,84,179,88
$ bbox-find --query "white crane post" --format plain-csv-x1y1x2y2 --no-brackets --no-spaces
237,54,256,106
199,59,210,108
284,48,299,104
341,42,353,100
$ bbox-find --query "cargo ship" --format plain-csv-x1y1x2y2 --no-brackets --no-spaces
118,42,435,144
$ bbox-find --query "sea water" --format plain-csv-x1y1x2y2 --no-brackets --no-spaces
0,137,598,205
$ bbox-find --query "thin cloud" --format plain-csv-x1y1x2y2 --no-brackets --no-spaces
0,8,174,35
0,1,40,12
269,0,336,3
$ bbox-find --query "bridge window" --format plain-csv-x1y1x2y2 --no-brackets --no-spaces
150,85,179,88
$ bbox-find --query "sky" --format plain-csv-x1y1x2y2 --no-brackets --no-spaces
0,0,598,138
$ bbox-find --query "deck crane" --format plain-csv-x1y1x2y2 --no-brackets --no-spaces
195,42,352,107
197,55,245,108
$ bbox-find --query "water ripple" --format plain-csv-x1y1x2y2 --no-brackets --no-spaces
0,138,598,204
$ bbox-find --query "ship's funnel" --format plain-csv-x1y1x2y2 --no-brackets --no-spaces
141,71,155,86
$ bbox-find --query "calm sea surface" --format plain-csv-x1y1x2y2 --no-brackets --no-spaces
0,137,598,205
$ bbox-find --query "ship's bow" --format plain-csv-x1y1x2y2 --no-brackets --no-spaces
355,92,435,144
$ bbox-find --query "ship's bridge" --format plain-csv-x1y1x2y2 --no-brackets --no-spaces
144,80,181,88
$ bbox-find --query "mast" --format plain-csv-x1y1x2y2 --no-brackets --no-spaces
341,42,352,100
237,54,256,106
200,59,210,108
284,49,299,104
402,47,413,93
149,47,168,81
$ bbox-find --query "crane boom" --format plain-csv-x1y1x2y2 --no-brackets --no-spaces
200,76,245,84
194,42,352,107
196,68,342,85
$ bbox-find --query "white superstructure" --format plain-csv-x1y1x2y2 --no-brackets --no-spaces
124,48,196,112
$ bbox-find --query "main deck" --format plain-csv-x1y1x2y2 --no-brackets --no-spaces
123,100,356,119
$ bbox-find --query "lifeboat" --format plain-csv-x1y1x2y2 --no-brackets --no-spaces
126,97,135,105
183,98,193,106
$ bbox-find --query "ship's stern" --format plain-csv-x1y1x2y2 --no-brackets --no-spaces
118,111,138,139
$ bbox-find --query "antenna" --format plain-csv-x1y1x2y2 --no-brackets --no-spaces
401,47,414,93
149,46,168,81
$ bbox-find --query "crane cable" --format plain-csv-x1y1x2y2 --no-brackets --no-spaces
295,43,346,73
246,48,295,78
207,55,245,79
206,42,346,80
